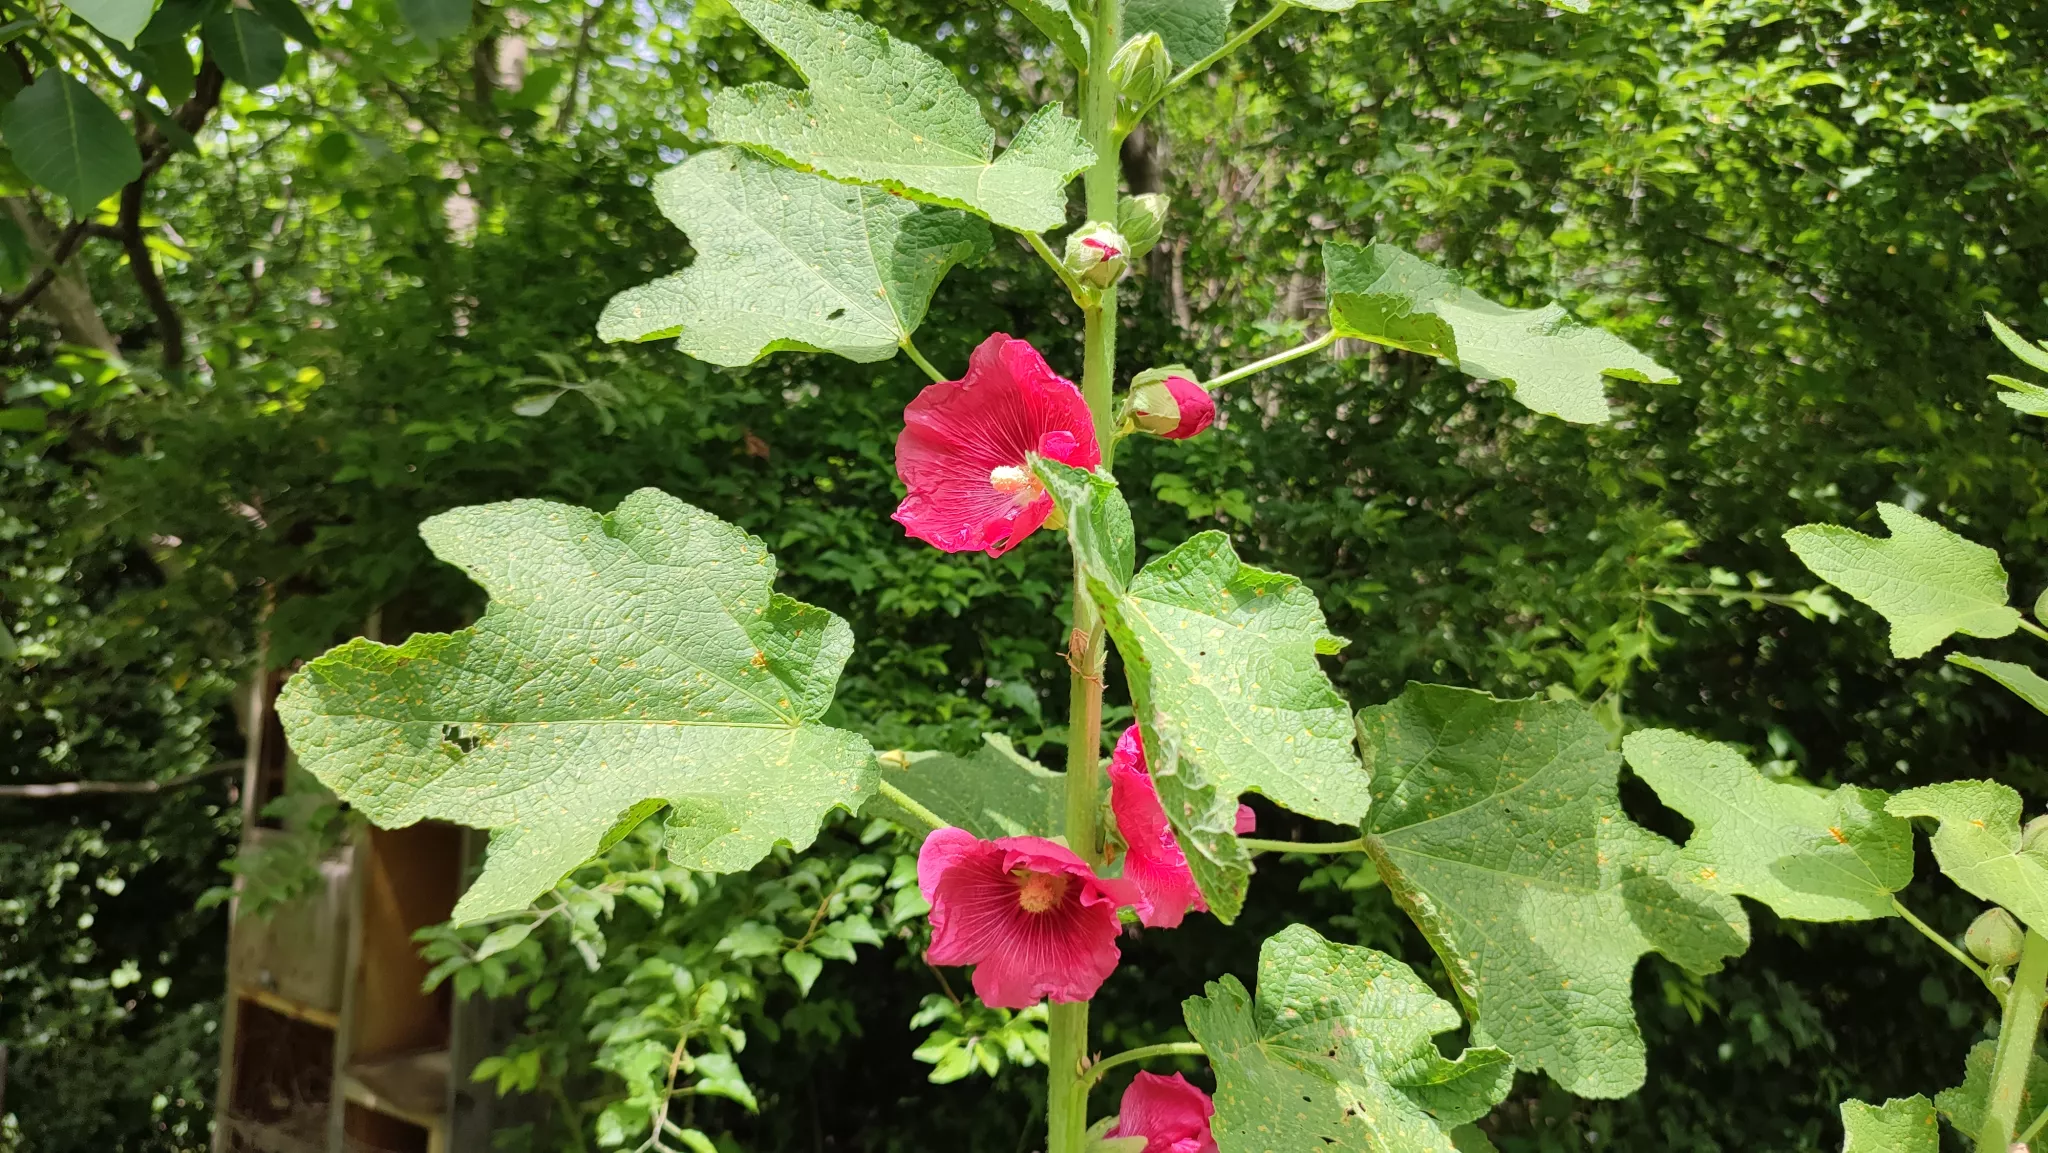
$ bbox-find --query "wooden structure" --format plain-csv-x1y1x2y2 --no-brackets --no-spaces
213,643,505,1153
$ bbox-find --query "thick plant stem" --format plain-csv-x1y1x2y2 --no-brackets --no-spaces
1047,5,1126,1153
1983,929,2048,1153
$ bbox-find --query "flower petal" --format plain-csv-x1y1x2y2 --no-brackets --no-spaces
1107,726,1207,928
893,333,1098,557
1107,1072,1218,1153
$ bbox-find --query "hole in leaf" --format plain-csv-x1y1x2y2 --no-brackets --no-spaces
441,724,481,754
826,307,846,320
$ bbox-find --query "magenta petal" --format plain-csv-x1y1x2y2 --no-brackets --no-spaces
1235,805,1257,835
893,334,1100,557
1160,376,1215,440
1107,726,1208,929
919,831,1124,1008
1107,1072,1219,1153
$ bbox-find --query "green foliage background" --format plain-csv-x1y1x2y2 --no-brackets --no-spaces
4,0,2047,1148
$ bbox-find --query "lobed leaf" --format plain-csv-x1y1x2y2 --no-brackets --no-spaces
278,489,875,922
864,733,1065,840
1322,240,1674,424
1949,653,2048,716
1783,503,2019,659
1183,924,1513,1153
1622,729,1912,921
1840,1096,1937,1153
708,0,1093,233
1935,1040,2048,1146
1886,781,2048,932
1123,0,1232,70
1037,461,1366,923
1359,685,1748,1098
1009,0,1086,63
600,147,988,367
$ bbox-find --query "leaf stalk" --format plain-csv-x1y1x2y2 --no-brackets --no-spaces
1079,1041,1207,1093
1893,897,2005,1003
1202,329,1338,391
1237,836,1366,855
875,779,948,831
899,336,947,383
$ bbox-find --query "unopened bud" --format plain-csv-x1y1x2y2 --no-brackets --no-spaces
1116,193,1169,260
1967,907,2025,968
1127,366,1214,440
1064,223,1129,289
1111,32,1172,109
2025,814,2048,852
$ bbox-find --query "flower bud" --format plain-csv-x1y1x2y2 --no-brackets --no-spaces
1116,193,1169,260
1111,32,1172,109
1127,366,1214,440
1967,907,2025,968
2025,814,2048,852
1064,223,1129,289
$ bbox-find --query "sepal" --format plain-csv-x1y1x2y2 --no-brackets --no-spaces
1125,366,1215,440
1111,31,1172,111
1117,193,1170,259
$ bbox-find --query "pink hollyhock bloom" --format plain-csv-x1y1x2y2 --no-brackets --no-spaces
1106,1072,1218,1153
1105,727,1255,928
917,826,1123,1007
892,333,1101,557
1128,373,1216,441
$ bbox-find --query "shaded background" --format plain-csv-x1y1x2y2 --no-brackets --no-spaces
4,0,2047,1147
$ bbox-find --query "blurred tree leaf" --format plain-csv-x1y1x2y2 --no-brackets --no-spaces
0,72,140,210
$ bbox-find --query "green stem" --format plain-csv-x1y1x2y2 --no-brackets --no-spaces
876,779,947,831
2022,1102,2048,1149
1080,1042,1207,1093
2020,618,2048,644
900,337,946,383
1893,897,2003,1002
1985,931,2048,1153
1202,330,1338,391
1026,231,1090,304
1047,8,1124,1153
1238,836,1366,855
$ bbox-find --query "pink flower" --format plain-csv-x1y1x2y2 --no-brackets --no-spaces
1106,727,1256,928
1128,373,1216,441
917,827,1123,1008
892,334,1101,557
1106,1072,1218,1153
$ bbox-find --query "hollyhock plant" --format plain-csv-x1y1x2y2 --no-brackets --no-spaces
893,333,1101,557
917,826,1124,1008
1105,1072,1219,1153
1107,726,1255,929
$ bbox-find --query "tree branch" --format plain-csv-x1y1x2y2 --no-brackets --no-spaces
0,760,240,799
118,179,183,369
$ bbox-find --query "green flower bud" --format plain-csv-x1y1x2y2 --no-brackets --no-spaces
1967,907,2025,968
1116,193,1170,260
1063,223,1129,289
2024,814,2048,852
1111,32,1172,110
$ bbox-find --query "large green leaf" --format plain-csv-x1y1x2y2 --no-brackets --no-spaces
1183,925,1513,1153
864,733,1064,839
202,8,287,88
1935,1040,2048,1146
1886,781,2048,931
1840,1097,1937,1153
277,489,875,923
599,148,987,367
1622,729,1911,921
1123,0,1232,69
708,0,1093,233
0,73,141,210
1783,503,2020,659
1359,685,1749,1098
1322,240,1674,424
60,0,158,47
1948,653,2048,716
1037,461,1366,924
